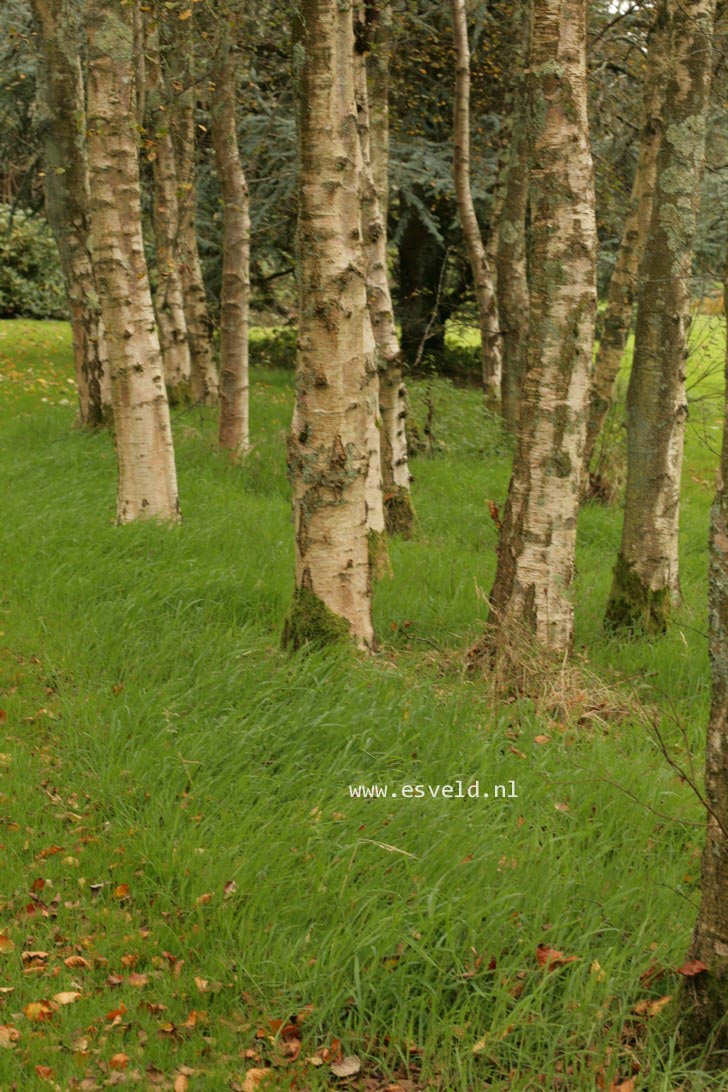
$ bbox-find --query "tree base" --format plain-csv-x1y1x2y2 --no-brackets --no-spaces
384,488,415,538
604,553,671,634
281,586,350,652
680,968,728,1064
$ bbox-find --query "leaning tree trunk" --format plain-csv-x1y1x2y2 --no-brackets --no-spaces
169,16,219,405
145,15,193,406
30,0,111,428
604,0,716,633
496,1,530,432
582,2,667,480
479,0,597,663
681,253,728,1055
210,40,250,459
366,1,415,537
450,0,502,397
282,0,375,651
86,0,180,524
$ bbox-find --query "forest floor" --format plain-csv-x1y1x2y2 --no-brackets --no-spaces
0,317,726,1090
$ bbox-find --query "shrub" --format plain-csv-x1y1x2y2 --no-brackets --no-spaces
0,205,68,320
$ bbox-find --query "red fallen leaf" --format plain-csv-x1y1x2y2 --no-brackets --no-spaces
30,877,45,892
536,944,580,971
109,1052,129,1070
105,1003,127,1021
113,883,130,900
23,999,56,1021
37,845,63,859
0,711,6,723
196,892,212,906
639,962,665,987
676,959,708,976
35,1065,54,1080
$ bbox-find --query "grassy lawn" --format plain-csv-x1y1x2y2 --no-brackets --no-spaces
0,317,725,1089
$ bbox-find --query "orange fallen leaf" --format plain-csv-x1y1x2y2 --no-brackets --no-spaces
109,1052,129,1070
633,995,672,1017
0,935,14,955
128,973,149,988
243,1069,272,1092
35,1065,54,1081
105,1003,127,1021
23,999,56,1022
676,959,708,976
113,884,130,900
64,955,90,970
536,944,580,971
533,735,551,745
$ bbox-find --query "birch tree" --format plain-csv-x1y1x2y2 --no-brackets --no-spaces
481,0,596,661
210,34,250,458
282,0,375,650
605,0,716,632
30,0,111,428
582,2,667,480
86,0,180,523
145,12,193,405
366,1,414,537
450,0,501,398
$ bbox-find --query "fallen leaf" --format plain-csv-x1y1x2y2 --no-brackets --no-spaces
0,1025,19,1048
105,1003,127,1021
174,1075,189,1092
53,991,82,1005
223,880,237,898
331,1055,362,1078
113,884,130,900
64,955,90,969
633,995,673,1017
554,802,570,813
23,999,56,1021
243,1070,271,1092
109,1053,129,1070
676,959,708,976
533,734,551,745
609,1081,635,1092
128,973,149,988
21,950,49,966
35,1065,54,1081
536,944,579,971
0,934,14,955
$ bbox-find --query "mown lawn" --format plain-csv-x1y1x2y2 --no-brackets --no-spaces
0,317,725,1089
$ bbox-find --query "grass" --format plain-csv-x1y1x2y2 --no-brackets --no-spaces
0,317,725,1089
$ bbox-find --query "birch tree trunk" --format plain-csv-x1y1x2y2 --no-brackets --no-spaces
364,2,415,537
170,18,219,405
282,0,374,651
682,257,728,1054
210,40,250,458
30,0,111,429
86,0,180,524
450,0,502,397
604,0,716,633
480,0,596,662
145,16,193,406
582,3,667,479
496,4,530,432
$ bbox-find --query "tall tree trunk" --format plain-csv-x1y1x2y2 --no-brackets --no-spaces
366,1,415,537
480,0,597,662
582,3,667,479
397,195,447,366
169,17,219,405
604,0,716,633
353,27,389,577
681,253,728,1055
86,0,180,524
496,2,530,432
210,40,250,458
30,0,111,429
450,0,502,397
282,0,374,651
145,15,193,406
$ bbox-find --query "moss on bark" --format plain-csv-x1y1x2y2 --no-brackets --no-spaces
604,553,671,634
368,529,392,580
680,968,728,1061
281,586,351,652
384,487,415,538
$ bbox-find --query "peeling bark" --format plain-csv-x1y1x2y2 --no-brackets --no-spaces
605,0,716,632
582,3,667,477
211,39,250,459
283,0,374,651
145,15,193,406
451,0,502,397
30,0,111,428
86,0,180,524
681,258,728,1055
481,0,597,660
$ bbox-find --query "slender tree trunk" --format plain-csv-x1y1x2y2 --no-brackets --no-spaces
210,40,250,458
496,3,530,432
355,6,412,543
170,18,219,405
605,0,716,633
681,253,728,1056
479,0,597,662
451,0,502,397
86,0,180,524
145,15,193,406
398,201,447,366
582,3,667,479
282,0,374,651
30,0,111,428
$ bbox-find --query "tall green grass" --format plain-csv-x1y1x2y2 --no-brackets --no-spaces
0,318,725,1089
